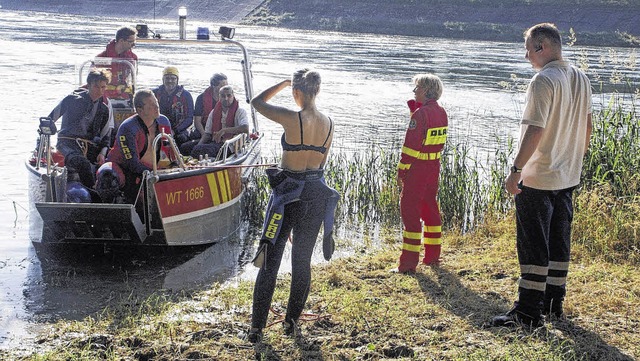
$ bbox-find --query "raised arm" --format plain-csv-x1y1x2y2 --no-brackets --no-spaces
250,80,297,125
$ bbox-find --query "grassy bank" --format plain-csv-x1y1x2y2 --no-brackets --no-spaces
2,215,637,360
241,0,640,47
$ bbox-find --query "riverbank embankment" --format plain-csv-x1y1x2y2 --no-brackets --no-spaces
241,0,640,47
1,0,638,47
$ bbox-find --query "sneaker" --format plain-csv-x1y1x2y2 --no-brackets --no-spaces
491,308,543,328
247,328,262,344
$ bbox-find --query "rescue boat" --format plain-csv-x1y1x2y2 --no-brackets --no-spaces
26,29,263,247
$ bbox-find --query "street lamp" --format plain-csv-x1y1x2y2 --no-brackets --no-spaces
178,6,187,40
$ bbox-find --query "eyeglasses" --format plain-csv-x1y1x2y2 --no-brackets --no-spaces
413,86,422,92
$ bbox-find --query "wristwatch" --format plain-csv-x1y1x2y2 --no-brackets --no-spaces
510,165,522,173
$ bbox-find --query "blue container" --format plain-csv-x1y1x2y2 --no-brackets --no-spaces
197,27,210,40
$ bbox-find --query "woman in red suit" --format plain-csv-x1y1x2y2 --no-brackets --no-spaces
395,74,448,273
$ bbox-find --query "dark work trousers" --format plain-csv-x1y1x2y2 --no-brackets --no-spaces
251,188,326,330
190,142,222,159
58,139,97,189
514,185,574,317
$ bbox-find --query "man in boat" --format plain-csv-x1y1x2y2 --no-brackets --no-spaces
48,69,113,189
152,66,194,148
190,85,249,159
96,26,138,101
179,73,228,155
95,89,172,203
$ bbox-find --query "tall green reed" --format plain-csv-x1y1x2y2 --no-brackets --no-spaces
582,94,639,197
243,141,513,234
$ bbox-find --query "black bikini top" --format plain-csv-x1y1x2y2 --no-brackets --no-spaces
281,112,333,154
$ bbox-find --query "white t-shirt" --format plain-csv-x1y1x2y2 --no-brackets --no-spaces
520,60,592,190
204,106,249,135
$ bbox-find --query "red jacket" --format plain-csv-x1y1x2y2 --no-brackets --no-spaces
97,40,138,85
398,99,448,180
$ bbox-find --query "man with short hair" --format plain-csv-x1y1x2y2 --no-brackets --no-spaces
96,90,172,203
48,70,113,188
491,23,592,328
153,66,194,147
97,26,138,100
180,73,228,155
191,85,249,159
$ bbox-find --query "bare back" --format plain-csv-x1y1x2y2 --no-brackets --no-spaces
280,109,333,171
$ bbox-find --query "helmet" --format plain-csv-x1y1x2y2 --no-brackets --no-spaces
66,181,92,203
163,66,179,78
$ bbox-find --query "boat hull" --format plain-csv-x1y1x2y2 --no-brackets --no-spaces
26,150,257,247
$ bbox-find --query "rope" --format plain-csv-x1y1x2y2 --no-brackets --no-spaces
133,172,148,207
265,306,331,329
185,162,277,170
57,136,95,157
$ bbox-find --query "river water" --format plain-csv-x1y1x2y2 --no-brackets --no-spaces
0,9,637,351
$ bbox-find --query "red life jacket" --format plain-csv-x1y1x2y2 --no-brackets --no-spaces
209,99,238,141
96,40,138,86
201,87,217,128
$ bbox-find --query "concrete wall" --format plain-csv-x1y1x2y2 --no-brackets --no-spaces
0,0,264,22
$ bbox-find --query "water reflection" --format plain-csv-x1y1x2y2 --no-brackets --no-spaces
21,223,254,325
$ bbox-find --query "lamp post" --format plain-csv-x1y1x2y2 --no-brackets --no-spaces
178,6,187,40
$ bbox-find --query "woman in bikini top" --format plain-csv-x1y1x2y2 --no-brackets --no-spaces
251,68,333,172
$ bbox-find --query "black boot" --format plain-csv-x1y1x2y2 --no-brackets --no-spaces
543,285,565,318
491,307,543,328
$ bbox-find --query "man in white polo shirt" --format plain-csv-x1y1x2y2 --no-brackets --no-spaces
492,23,593,328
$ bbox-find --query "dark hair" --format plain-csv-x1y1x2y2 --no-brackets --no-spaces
116,26,137,41
86,69,111,85
292,68,320,97
134,89,155,110
210,73,228,87
524,23,561,48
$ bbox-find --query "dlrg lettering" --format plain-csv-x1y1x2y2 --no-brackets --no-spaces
265,213,282,239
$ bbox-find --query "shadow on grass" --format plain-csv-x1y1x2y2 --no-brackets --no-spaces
414,265,509,327
414,266,634,360
549,318,635,361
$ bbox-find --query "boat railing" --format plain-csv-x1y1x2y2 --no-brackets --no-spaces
78,57,137,92
214,133,248,163
35,117,57,175
151,130,187,175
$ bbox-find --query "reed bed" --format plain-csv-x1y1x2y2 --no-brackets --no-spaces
243,89,638,265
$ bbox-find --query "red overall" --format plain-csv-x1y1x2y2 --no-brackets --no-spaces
397,99,448,271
